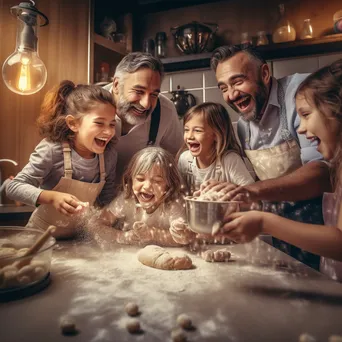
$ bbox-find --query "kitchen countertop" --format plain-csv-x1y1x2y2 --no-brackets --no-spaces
1,238,342,342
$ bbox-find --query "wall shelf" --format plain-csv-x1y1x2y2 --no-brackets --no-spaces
93,33,127,55
162,34,342,73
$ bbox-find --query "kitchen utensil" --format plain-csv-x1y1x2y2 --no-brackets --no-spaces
170,21,218,54
155,32,167,58
0,226,56,291
185,196,239,235
170,86,196,117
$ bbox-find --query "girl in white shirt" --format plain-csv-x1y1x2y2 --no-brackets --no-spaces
177,102,254,196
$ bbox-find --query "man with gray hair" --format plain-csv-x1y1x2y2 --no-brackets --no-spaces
199,45,332,269
104,52,183,188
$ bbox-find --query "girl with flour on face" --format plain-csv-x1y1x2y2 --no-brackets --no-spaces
219,59,342,281
7,80,117,239
93,147,195,247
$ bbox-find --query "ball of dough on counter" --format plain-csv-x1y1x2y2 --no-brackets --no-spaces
125,302,139,316
126,318,141,334
201,249,231,262
176,314,192,330
171,328,187,342
137,245,192,270
60,316,78,335
298,333,316,342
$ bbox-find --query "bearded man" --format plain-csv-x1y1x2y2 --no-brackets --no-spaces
104,52,183,188
201,45,332,269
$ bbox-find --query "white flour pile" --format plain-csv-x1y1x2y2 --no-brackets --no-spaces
51,239,297,341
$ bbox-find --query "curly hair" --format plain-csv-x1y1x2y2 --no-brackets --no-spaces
295,59,342,189
36,80,115,144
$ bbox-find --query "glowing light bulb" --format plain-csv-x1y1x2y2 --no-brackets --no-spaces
2,50,47,95
1,1,49,95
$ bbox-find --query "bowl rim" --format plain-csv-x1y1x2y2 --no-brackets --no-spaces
185,195,240,205
0,226,56,260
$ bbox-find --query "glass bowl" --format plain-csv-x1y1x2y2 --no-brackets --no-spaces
0,226,55,291
185,196,240,234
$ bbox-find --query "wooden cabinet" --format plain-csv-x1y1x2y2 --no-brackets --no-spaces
90,2,132,84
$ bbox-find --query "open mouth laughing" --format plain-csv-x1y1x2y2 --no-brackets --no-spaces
187,142,200,153
95,137,109,148
233,95,252,112
138,192,155,203
306,135,321,148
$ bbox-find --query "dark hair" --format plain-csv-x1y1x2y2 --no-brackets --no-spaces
122,147,182,208
114,52,164,81
37,80,115,143
177,102,243,160
210,45,266,72
295,59,342,189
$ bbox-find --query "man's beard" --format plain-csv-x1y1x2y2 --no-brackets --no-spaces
116,94,152,126
228,79,268,122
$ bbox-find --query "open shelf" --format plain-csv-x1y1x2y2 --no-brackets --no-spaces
93,33,127,55
162,34,342,72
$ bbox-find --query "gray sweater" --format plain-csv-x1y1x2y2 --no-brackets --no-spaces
6,139,117,207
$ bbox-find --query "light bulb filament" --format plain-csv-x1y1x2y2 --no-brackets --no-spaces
17,56,31,91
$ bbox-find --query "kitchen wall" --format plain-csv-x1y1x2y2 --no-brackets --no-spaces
0,0,90,203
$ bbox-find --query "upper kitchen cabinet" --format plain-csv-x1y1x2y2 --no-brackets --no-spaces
90,1,133,83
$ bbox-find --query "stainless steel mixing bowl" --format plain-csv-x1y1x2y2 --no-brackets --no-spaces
171,21,218,54
185,196,239,235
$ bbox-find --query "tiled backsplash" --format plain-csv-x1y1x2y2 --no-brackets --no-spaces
161,52,342,125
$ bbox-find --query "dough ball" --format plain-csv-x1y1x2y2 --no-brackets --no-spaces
298,333,316,342
126,319,141,334
137,245,192,270
176,314,192,330
171,328,187,342
329,336,342,342
125,302,139,316
0,239,15,248
60,316,78,335
201,248,231,262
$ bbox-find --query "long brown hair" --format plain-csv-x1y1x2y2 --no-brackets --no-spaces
123,147,183,207
177,102,243,161
36,80,115,144
295,59,342,190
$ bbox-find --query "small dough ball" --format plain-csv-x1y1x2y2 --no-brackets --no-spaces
17,265,34,277
201,250,215,262
17,275,31,285
298,333,316,342
329,336,342,342
176,314,192,330
60,316,78,335
213,249,231,262
0,239,15,248
126,319,141,334
171,328,187,342
125,302,139,316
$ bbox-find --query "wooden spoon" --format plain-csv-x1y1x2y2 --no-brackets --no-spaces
14,225,56,268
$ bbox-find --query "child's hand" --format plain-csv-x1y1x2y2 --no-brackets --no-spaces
218,211,264,243
39,191,80,216
132,221,154,243
170,218,195,245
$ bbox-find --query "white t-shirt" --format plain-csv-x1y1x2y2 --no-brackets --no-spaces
178,150,255,192
107,192,185,230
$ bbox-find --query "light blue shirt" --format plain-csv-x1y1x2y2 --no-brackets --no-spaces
237,74,323,164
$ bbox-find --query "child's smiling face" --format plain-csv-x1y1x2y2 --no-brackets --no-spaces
132,164,168,210
296,94,339,161
69,103,116,159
